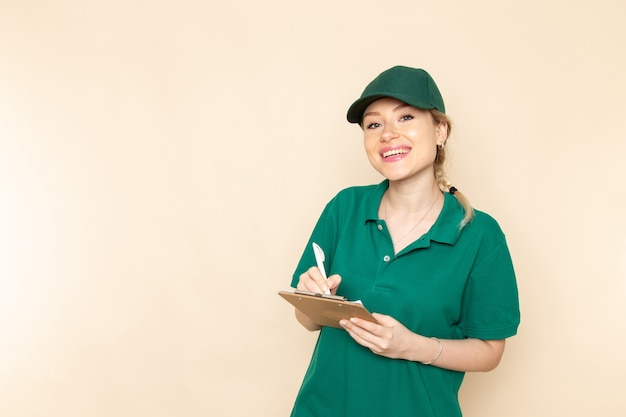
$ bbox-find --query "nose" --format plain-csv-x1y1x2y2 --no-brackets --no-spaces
381,123,397,142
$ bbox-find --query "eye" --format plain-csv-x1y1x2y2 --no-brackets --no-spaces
399,114,414,122
365,122,381,129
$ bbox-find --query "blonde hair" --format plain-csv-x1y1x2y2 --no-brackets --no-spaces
430,109,475,228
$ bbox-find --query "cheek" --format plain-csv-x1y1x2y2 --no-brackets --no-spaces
409,132,439,161
363,136,378,154
409,127,438,147
362,138,383,169
364,147,379,167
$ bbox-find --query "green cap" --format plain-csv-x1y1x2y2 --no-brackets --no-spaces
346,66,445,124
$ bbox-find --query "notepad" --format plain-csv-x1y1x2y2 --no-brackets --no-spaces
278,290,378,329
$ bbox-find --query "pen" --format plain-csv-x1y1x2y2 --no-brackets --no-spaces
312,242,331,295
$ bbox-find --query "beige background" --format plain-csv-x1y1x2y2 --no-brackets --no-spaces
1,1,625,416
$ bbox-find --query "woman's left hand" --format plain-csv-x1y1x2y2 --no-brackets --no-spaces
340,314,507,371
339,313,421,360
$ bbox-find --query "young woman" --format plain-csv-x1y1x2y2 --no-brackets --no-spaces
290,66,520,417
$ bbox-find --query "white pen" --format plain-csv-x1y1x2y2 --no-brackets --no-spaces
312,242,331,295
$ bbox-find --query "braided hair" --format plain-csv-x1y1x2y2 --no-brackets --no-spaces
430,109,474,228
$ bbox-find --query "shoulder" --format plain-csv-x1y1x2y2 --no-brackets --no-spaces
468,208,504,235
460,207,512,264
442,193,503,234
322,182,385,222
434,194,506,245
333,183,381,200
327,182,385,208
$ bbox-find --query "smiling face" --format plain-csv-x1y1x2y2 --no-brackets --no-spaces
362,97,447,185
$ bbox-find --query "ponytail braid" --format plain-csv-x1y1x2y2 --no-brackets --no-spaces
430,110,474,228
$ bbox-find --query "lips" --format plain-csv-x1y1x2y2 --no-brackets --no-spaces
381,146,411,159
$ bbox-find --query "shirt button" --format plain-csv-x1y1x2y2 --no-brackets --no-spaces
377,224,383,231
383,255,391,262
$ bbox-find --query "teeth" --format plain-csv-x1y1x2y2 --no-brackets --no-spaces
383,148,409,158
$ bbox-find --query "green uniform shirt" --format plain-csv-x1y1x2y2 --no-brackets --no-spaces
290,180,520,417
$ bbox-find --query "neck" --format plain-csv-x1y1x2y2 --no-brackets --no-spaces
384,180,441,214
382,186,442,250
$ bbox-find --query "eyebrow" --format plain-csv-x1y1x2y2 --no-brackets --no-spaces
362,103,412,120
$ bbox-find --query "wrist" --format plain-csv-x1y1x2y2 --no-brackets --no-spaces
421,337,443,365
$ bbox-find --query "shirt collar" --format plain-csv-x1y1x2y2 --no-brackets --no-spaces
364,180,465,246
364,180,390,221
429,192,465,245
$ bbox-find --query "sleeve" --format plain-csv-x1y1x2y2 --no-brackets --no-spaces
458,222,521,340
290,195,341,288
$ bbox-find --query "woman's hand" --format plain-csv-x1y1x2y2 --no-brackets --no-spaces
294,267,342,331
340,313,507,371
296,266,342,295
339,313,426,360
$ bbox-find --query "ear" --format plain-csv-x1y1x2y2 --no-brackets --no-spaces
436,121,448,145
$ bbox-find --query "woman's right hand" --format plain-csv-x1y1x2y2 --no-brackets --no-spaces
294,267,342,331
296,266,342,295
